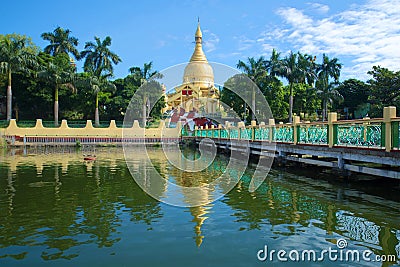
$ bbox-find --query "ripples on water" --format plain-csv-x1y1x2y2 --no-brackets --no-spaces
0,147,399,266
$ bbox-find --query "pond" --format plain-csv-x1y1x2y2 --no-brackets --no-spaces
0,147,399,266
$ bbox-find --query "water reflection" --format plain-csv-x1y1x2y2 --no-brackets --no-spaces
224,168,400,264
0,147,399,266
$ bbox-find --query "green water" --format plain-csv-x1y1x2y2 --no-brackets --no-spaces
0,147,399,266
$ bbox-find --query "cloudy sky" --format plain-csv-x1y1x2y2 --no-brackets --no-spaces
2,0,399,80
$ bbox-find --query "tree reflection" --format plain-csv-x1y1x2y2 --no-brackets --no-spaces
0,147,398,263
0,150,163,260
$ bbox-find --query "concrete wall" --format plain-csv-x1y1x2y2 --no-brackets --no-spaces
3,119,181,138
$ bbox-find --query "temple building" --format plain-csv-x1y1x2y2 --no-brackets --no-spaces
164,21,220,115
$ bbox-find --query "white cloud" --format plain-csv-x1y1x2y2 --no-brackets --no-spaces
260,0,400,80
203,30,220,53
307,2,330,14
234,35,256,51
276,7,313,27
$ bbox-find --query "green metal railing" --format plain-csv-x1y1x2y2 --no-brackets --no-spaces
274,125,294,143
298,124,328,145
187,110,400,151
191,123,385,148
254,127,269,141
336,122,382,147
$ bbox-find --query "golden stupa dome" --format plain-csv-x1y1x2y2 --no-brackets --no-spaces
183,21,214,87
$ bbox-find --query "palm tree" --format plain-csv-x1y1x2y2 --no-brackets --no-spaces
265,49,281,76
129,62,162,127
0,34,37,121
297,52,317,86
80,36,121,126
41,27,80,59
129,62,160,82
78,73,115,125
277,51,317,122
38,59,77,126
317,54,342,84
81,36,121,78
317,82,343,120
277,51,301,123
237,57,267,121
317,54,342,120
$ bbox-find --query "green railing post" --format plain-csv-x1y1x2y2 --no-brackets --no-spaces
383,106,396,152
328,112,337,148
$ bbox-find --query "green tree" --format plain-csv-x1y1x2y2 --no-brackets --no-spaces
367,66,400,117
41,27,80,60
81,36,121,78
7,52,52,121
221,74,249,121
265,49,281,76
106,75,143,121
263,50,288,121
38,53,77,125
0,34,38,120
316,54,342,120
277,51,302,123
129,62,163,127
262,77,287,121
316,82,343,120
80,36,121,126
297,53,317,86
336,79,370,119
292,83,320,120
237,57,267,122
75,72,116,124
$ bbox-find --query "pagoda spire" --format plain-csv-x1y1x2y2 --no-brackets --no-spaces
190,19,207,62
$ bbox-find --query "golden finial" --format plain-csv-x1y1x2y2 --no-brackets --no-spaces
190,19,207,62
195,18,202,38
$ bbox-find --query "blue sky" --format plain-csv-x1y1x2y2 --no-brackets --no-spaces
2,0,399,81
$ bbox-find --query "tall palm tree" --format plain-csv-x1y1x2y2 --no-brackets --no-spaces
317,54,342,84
277,51,317,122
277,51,301,123
297,52,317,86
129,61,161,82
78,73,115,125
0,35,37,121
265,49,281,76
38,60,77,126
129,62,162,127
237,57,267,121
317,82,343,120
317,54,342,120
81,36,121,78
80,36,121,126
41,27,80,60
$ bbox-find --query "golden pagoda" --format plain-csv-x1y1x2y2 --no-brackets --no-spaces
165,21,220,114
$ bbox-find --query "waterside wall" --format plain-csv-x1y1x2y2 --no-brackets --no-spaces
1,119,182,145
